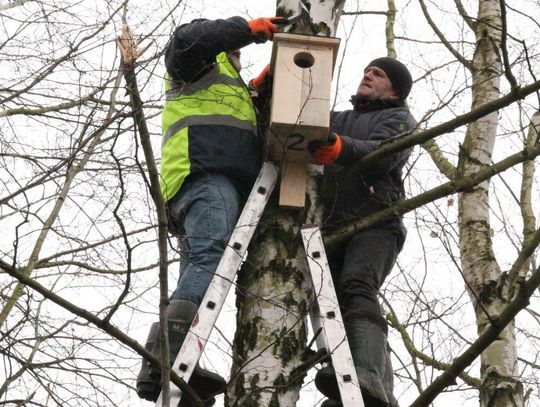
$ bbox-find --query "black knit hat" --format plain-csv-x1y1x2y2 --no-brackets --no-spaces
367,57,412,100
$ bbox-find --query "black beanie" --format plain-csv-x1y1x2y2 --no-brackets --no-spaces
367,57,412,100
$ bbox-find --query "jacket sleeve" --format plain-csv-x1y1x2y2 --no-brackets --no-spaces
165,17,253,82
336,109,415,174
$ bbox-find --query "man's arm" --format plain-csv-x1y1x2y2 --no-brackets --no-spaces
336,109,415,173
165,17,253,82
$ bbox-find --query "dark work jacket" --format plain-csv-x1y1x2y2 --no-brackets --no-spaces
323,97,416,233
164,17,263,198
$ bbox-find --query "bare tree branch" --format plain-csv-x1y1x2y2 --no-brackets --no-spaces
410,228,540,406
453,0,476,31
385,0,397,58
385,300,481,389
0,259,203,407
344,79,540,176
421,139,458,180
499,0,518,89
419,0,472,69
117,21,172,405
0,71,125,326
0,0,33,11
325,143,540,249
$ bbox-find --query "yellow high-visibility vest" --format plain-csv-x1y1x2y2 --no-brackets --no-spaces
160,52,259,202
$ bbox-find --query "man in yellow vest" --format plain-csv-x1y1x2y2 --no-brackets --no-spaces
136,16,279,405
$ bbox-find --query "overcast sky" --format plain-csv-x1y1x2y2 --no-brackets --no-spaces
3,1,539,406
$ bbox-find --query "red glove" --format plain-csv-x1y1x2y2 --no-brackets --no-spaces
308,133,343,164
249,64,270,90
248,17,279,43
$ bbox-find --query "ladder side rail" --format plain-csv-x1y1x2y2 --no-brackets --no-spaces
308,300,327,352
156,162,279,406
301,225,365,407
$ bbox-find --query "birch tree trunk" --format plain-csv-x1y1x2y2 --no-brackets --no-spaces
457,1,523,405
227,1,344,406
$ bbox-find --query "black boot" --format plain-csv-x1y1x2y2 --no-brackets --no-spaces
382,342,399,407
315,365,340,400
321,398,343,406
136,322,161,401
345,311,389,405
136,300,227,404
314,310,398,407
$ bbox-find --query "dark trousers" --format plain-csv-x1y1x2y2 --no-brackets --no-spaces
329,227,404,316
320,227,404,406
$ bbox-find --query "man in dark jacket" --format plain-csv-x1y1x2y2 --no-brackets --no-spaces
309,57,416,407
136,16,277,405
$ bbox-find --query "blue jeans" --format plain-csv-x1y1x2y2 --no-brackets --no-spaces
168,173,242,305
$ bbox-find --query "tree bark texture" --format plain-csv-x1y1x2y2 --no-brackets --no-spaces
457,1,524,405
228,168,323,407
521,112,540,252
228,2,344,405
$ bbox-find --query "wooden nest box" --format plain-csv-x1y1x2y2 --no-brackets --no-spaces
269,33,340,208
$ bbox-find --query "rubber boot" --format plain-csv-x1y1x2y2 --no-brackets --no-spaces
136,322,161,401
346,311,389,405
168,301,226,406
136,300,226,404
315,311,397,406
382,343,399,407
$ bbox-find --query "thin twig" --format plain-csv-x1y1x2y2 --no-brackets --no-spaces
410,255,540,406
324,143,540,250
418,0,472,69
343,78,540,177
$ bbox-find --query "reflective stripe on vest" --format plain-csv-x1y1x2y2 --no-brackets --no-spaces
162,114,256,146
160,52,257,201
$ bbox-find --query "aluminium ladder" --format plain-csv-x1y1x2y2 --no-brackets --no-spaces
155,162,364,407
301,225,364,406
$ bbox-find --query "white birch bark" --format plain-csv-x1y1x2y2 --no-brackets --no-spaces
227,2,344,405
227,168,323,407
457,1,523,405
520,112,540,255
0,0,33,11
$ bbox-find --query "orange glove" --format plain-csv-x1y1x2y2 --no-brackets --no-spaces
249,64,270,90
308,133,343,164
248,17,279,43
